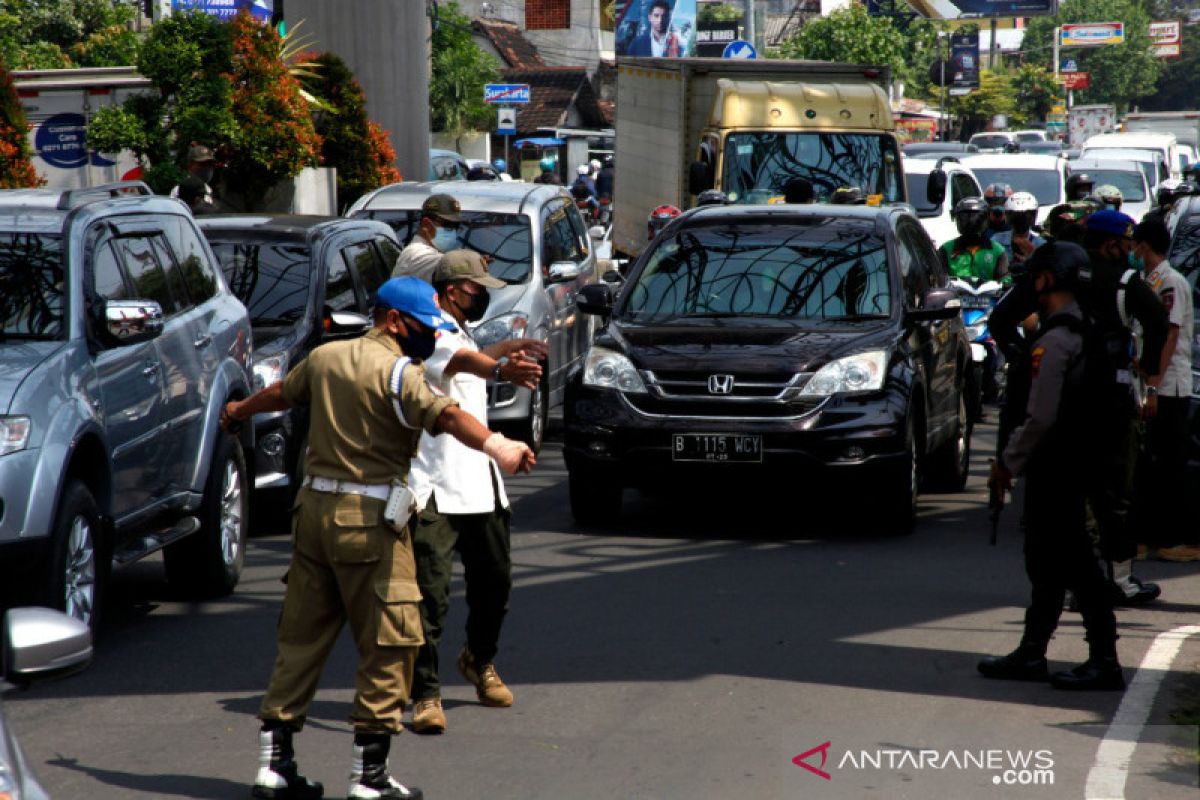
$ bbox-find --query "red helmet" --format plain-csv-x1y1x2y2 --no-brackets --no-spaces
647,204,682,239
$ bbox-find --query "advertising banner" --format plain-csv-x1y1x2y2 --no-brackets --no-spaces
903,0,1054,20
1060,22,1126,47
696,20,740,57
1062,72,1091,90
950,29,980,93
615,0,697,58
170,0,273,21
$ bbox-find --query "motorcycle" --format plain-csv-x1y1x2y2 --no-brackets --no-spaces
949,276,1004,422
597,195,612,228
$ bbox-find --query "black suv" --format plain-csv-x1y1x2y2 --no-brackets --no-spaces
197,215,401,495
564,204,971,530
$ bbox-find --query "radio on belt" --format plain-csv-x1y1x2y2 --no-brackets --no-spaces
383,480,416,533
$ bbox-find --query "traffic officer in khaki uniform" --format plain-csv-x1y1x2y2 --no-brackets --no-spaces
222,276,536,800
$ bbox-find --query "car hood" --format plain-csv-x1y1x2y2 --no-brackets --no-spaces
608,318,895,374
470,283,528,329
0,341,64,414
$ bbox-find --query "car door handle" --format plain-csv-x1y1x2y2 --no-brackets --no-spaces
142,362,160,378
193,334,212,349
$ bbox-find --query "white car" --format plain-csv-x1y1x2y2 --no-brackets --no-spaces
1082,132,1180,181
1066,157,1153,221
903,156,983,247
1012,129,1048,145
960,153,1070,225
1076,147,1167,195
968,131,1017,153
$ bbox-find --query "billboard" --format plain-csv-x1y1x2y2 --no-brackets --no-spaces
903,0,1054,20
171,0,274,21
615,0,697,58
949,29,980,94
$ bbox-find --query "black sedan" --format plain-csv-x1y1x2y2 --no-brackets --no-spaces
198,215,402,494
563,204,972,531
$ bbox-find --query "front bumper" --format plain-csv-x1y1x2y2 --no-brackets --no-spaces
563,381,911,487
252,411,299,491
0,449,47,546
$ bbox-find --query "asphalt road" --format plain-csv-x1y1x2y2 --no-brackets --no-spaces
6,420,1200,799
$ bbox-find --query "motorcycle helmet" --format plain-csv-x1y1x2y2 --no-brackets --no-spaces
539,156,555,172
1065,172,1094,201
695,189,729,207
589,159,602,174
983,182,1014,208
647,204,682,239
1026,240,1089,291
1004,191,1039,231
1156,178,1183,208
953,197,990,237
577,164,590,176
492,158,507,172
1092,184,1123,210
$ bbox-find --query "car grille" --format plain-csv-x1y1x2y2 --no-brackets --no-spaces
626,370,822,419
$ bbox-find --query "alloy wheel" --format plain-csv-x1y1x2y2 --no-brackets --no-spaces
219,458,244,566
64,515,96,624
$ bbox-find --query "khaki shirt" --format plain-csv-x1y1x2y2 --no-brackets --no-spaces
282,327,457,484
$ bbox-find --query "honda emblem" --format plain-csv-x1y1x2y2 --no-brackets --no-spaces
708,374,735,395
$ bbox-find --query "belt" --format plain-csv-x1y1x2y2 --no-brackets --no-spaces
302,475,390,501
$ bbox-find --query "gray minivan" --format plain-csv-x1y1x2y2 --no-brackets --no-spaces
348,181,598,451
0,184,254,629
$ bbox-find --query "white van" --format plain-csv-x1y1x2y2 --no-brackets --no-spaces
1082,132,1181,180
1076,146,1168,193
960,153,1070,226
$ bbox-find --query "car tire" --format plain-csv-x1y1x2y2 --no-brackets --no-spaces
512,373,549,454
879,412,918,535
164,431,247,597
43,480,106,632
568,464,622,526
925,391,971,493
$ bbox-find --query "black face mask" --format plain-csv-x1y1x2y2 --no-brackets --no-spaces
1010,215,1032,234
456,288,491,323
195,166,214,184
395,327,437,361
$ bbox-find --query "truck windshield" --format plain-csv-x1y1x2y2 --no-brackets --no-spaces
722,133,903,205
0,232,65,340
621,222,891,322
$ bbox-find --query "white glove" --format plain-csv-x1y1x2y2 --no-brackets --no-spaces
482,433,534,474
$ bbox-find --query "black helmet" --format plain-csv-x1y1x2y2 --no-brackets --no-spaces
953,197,989,237
695,189,729,207
1065,172,1094,201
1026,240,1089,291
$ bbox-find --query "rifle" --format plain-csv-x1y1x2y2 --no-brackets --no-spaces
987,458,1004,546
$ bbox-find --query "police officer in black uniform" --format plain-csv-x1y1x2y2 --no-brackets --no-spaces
981,242,1124,691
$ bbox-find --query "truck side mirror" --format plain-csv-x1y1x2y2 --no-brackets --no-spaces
926,170,948,207
688,161,713,195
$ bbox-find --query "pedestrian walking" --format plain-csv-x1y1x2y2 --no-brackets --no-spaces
981,242,1125,692
222,276,536,800
408,250,549,735
392,194,463,283
1131,219,1199,562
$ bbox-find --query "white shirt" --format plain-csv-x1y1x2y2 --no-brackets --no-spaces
1145,259,1194,397
169,181,214,204
650,31,667,57
392,235,443,283
409,326,509,513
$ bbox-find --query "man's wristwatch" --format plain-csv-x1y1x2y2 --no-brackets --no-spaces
492,357,508,382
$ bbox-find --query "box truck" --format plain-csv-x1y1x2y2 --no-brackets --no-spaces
612,58,904,258
1067,104,1116,148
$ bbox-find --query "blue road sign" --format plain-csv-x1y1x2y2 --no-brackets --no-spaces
484,84,531,104
1060,58,1079,73
723,40,757,59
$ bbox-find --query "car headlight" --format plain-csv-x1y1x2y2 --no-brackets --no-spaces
583,346,648,394
472,312,528,347
0,415,31,456
252,353,288,392
800,351,889,398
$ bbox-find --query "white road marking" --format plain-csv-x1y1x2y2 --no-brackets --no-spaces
1085,624,1200,800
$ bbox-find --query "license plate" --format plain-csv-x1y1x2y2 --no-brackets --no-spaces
672,433,762,463
960,296,991,309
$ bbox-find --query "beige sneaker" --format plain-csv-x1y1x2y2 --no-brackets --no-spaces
411,696,446,734
457,648,514,707
1155,544,1200,562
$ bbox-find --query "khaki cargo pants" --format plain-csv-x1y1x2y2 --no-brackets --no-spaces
259,488,424,734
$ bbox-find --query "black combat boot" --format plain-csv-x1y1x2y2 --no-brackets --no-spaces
348,732,423,800
1049,656,1125,691
977,643,1050,682
252,724,324,799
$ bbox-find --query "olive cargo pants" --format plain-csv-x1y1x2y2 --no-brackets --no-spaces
411,494,512,701
259,488,425,734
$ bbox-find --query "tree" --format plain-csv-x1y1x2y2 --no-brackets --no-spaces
699,3,743,23
1021,0,1161,111
1011,63,1062,124
1138,25,1200,111
953,69,1016,136
0,58,42,188
0,0,139,70
302,51,401,211
430,1,499,147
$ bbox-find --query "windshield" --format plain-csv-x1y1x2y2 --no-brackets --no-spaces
971,135,1011,150
209,240,312,325
1083,170,1147,202
1014,132,1044,143
904,173,939,215
621,222,891,322
362,209,532,284
0,233,65,340
722,133,904,205
969,168,1061,206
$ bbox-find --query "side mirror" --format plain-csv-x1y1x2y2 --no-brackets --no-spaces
588,225,606,240
3,607,93,687
547,261,581,283
926,169,948,206
688,160,714,195
324,309,371,337
103,299,164,346
906,287,961,322
577,283,614,316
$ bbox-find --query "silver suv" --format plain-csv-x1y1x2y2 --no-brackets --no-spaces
348,181,598,451
0,183,254,630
